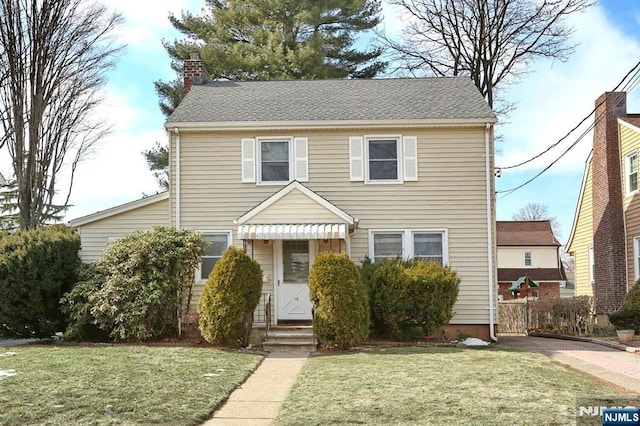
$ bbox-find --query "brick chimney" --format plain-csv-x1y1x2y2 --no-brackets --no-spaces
591,92,627,315
183,53,208,94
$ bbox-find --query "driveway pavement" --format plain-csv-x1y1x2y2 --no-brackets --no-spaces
0,339,40,347
498,336,640,394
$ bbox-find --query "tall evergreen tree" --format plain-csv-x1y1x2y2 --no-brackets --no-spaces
156,0,385,117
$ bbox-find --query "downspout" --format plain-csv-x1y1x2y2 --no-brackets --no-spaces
485,122,497,342
174,127,181,230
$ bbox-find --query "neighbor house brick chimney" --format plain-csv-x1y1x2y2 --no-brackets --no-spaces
183,53,208,94
592,91,627,315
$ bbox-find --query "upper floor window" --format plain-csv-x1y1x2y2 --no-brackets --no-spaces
370,229,448,265
200,233,231,280
524,251,532,267
367,138,401,182
241,137,308,184
626,152,638,195
350,135,418,184
260,140,290,183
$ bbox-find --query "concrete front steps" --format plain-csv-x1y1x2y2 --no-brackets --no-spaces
262,326,317,352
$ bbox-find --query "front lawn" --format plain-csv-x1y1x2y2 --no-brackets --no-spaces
0,345,262,425
276,346,628,425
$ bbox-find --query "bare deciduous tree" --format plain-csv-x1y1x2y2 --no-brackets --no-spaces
512,202,562,238
382,0,591,112
0,0,123,229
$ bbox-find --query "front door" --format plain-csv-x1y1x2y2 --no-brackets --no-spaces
277,240,313,321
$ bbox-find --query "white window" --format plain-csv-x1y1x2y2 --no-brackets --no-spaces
634,237,640,280
372,232,403,262
370,230,448,264
524,251,532,267
588,246,594,284
367,137,401,182
413,232,444,265
259,138,292,184
627,152,638,195
241,137,308,184
349,135,418,183
199,233,231,280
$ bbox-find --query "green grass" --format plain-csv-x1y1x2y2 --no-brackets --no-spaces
0,344,262,425
276,346,628,425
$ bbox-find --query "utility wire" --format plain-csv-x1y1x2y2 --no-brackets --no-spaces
495,60,640,198
497,59,640,171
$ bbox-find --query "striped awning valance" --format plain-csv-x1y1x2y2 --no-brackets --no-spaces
237,224,346,240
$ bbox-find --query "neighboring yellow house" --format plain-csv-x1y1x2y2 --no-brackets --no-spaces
566,91,640,318
71,55,499,340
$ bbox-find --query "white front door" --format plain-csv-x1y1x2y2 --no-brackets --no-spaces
276,240,314,321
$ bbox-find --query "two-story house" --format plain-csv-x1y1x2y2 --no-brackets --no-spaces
71,55,498,340
566,92,640,321
496,220,568,300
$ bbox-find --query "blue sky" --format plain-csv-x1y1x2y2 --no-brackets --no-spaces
1,0,638,245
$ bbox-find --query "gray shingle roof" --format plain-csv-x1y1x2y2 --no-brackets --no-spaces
166,77,496,124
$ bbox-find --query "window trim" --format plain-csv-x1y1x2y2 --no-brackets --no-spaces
364,135,403,184
626,150,638,196
369,229,449,264
197,231,232,282
588,245,595,284
524,251,532,267
256,136,294,185
634,237,640,281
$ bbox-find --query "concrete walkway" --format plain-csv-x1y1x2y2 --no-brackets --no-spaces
498,336,640,393
203,352,309,425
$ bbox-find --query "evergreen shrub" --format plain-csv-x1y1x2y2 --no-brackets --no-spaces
62,226,207,342
309,252,369,348
0,225,80,337
361,257,460,339
609,280,640,333
197,246,262,346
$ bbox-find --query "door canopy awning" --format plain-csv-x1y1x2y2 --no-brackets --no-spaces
509,276,539,291
238,224,347,240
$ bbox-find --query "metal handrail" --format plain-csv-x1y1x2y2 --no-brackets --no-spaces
265,293,272,337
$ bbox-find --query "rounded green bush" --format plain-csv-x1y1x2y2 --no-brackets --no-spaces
609,280,640,332
405,261,460,336
309,252,369,348
197,246,262,346
0,225,80,338
361,258,460,339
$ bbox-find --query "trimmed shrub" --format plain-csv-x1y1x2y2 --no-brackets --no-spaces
309,252,369,348
361,258,460,339
62,227,207,342
365,258,411,336
0,225,80,338
609,280,640,333
197,246,262,346
405,261,460,336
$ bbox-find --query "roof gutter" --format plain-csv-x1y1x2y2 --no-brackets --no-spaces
164,118,498,132
174,127,181,230
485,122,497,342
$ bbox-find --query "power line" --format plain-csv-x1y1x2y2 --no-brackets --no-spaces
497,59,640,171
495,60,640,198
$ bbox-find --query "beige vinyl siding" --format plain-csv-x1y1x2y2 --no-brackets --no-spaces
171,126,494,325
75,198,169,263
497,247,559,268
621,123,640,287
249,190,344,223
568,160,594,296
